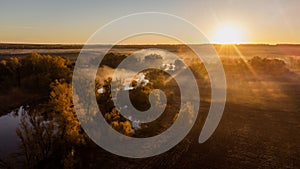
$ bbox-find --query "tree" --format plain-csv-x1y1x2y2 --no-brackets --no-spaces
21,53,72,90
16,110,55,168
104,107,134,136
16,80,86,168
249,56,289,75
49,80,85,145
0,57,21,88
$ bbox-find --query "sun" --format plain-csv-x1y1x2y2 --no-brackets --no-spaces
212,24,244,44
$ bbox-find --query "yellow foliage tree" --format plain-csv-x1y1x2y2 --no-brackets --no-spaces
49,80,85,145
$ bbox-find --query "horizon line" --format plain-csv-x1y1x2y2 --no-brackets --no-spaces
1,42,300,46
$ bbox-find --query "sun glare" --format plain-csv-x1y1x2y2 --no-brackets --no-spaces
212,24,244,44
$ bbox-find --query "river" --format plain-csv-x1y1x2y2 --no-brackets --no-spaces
0,106,27,158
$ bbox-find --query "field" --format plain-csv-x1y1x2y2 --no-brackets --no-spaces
0,44,299,168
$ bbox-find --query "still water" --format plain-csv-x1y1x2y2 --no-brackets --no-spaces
0,106,26,158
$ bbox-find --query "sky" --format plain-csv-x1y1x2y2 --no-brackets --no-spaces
0,0,299,44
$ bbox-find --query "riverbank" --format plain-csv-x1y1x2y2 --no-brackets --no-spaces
0,88,48,116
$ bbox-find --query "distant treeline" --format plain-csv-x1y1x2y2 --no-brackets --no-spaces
0,43,184,50
1,43,300,49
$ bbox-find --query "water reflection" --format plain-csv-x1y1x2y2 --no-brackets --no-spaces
0,106,26,158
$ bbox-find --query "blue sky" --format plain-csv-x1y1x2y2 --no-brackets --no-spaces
0,0,299,44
